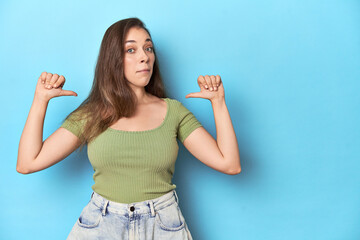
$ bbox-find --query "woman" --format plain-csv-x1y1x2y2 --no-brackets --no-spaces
17,18,240,240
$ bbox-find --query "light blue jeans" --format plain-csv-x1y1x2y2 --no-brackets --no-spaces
67,190,193,240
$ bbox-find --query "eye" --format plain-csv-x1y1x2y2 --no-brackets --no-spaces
146,47,153,52
127,48,135,53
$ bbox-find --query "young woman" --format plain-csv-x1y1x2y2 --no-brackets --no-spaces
17,17,240,240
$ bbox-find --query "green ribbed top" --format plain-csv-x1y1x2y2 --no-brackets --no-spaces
60,98,202,203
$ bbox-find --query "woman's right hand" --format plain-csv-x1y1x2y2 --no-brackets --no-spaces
34,71,78,102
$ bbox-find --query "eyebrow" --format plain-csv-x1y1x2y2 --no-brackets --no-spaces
125,38,153,44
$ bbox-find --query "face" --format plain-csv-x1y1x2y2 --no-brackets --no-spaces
123,27,155,90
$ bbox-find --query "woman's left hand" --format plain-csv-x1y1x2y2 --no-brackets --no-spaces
185,75,225,102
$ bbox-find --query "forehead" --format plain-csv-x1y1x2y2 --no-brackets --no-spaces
125,27,151,43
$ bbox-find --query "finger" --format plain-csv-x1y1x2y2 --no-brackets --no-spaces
40,72,47,84
204,75,212,90
210,75,216,91
60,90,78,97
53,75,65,88
185,91,202,98
215,75,221,87
48,74,60,88
45,73,53,88
197,75,207,89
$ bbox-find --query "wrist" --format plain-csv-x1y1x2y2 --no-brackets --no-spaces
210,97,225,105
33,95,50,105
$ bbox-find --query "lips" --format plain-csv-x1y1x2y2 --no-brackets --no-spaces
137,69,150,72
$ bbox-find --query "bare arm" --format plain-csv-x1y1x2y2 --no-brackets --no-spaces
17,72,79,174
211,97,240,172
183,75,241,175
183,98,241,175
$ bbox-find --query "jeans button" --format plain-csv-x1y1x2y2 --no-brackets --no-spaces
130,206,135,212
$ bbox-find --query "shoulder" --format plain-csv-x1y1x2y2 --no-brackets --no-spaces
164,98,193,117
164,97,182,107
63,107,89,125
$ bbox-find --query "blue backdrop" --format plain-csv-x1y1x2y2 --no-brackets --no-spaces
1,0,360,239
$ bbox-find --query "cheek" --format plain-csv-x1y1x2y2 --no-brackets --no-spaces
150,55,155,66
124,58,135,73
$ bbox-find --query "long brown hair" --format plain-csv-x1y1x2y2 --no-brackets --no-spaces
62,18,167,151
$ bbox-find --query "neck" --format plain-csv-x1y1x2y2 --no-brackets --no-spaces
131,87,153,105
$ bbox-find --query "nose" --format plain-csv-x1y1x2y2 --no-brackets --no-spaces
139,49,150,63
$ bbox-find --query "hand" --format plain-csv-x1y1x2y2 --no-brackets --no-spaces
185,75,225,102
34,72,78,102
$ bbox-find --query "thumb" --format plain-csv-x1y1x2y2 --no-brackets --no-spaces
59,90,78,97
185,92,202,98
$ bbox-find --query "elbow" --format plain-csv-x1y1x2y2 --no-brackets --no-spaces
226,167,241,175
224,157,241,175
16,158,33,175
17,153,37,174
16,166,31,174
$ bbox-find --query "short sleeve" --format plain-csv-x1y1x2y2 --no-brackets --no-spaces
176,101,203,143
60,111,86,139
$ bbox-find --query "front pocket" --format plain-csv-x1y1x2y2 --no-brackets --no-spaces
77,202,102,228
155,202,186,231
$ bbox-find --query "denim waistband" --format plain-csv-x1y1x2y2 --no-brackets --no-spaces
90,190,179,217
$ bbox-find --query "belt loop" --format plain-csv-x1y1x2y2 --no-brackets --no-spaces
173,190,179,204
148,201,155,217
102,200,109,216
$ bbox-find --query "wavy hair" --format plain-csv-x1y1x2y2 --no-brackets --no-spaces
62,17,167,151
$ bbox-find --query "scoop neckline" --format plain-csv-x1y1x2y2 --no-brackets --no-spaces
107,97,169,133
